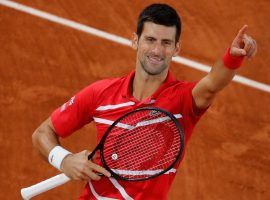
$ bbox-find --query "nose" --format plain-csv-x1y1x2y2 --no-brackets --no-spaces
151,43,164,56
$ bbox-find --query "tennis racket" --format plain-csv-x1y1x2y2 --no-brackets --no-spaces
21,107,185,199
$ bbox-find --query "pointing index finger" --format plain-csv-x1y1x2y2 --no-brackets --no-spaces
236,25,248,39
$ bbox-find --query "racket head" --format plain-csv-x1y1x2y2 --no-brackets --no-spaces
99,107,185,181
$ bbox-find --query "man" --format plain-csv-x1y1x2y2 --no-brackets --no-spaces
32,3,257,200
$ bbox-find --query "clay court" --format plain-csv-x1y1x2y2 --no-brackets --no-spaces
0,0,269,199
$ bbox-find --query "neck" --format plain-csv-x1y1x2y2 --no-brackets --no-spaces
132,67,168,101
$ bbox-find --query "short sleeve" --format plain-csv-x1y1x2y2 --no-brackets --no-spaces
51,85,96,138
181,82,208,123
179,81,209,142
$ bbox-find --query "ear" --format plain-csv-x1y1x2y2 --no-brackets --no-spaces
131,33,139,50
173,41,181,57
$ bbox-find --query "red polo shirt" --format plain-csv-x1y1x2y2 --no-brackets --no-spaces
51,70,207,200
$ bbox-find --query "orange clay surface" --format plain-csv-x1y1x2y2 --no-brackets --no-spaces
0,0,269,199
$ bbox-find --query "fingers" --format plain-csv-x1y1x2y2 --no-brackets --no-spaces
81,166,102,181
243,35,252,53
84,150,111,177
78,152,111,180
230,46,246,56
89,161,111,177
73,172,91,181
82,161,111,181
230,25,257,58
243,35,257,58
236,25,248,39
248,39,257,58
61,150,111,182
68,162,103,181
252,40,257,57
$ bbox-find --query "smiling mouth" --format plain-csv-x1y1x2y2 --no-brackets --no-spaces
147,56,164,64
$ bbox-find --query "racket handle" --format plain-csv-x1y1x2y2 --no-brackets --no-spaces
21,173,70,200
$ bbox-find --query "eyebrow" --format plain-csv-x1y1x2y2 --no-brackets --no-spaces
162,39,174,43
144,36,174,43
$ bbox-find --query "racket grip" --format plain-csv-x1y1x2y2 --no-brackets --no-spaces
21,173,70,200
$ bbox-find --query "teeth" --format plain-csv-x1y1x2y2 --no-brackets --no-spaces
148,56,162,61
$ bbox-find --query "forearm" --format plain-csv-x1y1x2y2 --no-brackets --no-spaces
192,55,241,109
32,118,111,180
32,117,60,159
204,59,236,93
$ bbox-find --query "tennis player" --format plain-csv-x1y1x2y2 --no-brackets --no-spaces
32,3,257,200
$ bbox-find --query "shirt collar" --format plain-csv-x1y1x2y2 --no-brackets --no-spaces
122,70,176,99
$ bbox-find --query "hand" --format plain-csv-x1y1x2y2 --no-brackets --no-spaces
230,25,257,58
60,150,111,181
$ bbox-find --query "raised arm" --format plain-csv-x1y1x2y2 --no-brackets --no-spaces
192,25,257,109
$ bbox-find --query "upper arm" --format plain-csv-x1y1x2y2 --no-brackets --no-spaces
32,117,58,141
32,117,60,157
50,84,97,137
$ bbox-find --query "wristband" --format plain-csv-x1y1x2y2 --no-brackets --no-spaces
222,48,244,69
48,146,72,171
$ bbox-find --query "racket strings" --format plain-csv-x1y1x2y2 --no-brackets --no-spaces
104,112,179,148
113,145,180,172
104,121,178,160
106,127,178,169
102,110,182,179
106,129,179,159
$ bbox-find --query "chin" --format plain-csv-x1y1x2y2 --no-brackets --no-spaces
140,60,167,75
144,67,165,75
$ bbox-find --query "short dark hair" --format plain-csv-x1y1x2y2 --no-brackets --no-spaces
136,3,181,42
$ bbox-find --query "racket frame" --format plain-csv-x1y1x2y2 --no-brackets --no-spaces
88,107,185,181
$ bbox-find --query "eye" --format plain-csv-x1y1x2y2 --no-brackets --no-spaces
146,37,155,42
163,40,173,46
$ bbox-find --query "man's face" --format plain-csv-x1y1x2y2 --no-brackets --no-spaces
133,22,180,75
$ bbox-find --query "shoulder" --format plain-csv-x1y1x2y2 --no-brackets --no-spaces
87,76,127,93
91,77,125,89
175,80,197,87
77,75,127,100
167,80,198,93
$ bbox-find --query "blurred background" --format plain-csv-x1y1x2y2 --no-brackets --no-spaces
0,0,269,199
